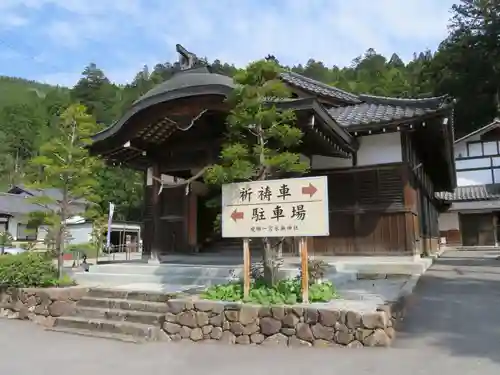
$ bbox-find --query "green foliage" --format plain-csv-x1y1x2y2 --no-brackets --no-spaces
0,252,75,288
308,259,330,283
27,104,103,276
205,59,308,186
204,59,310,286
0,231,13,250
201,277,337,305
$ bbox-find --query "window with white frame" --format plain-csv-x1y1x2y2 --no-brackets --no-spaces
16,223,38,241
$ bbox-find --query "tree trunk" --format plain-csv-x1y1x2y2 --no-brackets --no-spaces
55,226,63,278
58,188,69,279
262,237,278,285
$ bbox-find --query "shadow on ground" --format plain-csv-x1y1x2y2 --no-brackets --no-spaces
395,250,500,364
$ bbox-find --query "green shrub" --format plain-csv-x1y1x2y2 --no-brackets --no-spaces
201,277,337,305
0,252,75,288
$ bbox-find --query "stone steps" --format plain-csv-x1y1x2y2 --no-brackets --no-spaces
52,316,167,341
72,272,232,289
86,288,174,302
74,306,165,326
46,288,174,343
77,297,169,313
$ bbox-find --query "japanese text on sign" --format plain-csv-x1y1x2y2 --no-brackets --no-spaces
221,176,329,238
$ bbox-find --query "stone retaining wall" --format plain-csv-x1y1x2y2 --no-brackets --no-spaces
0,286,89,327
163,296,408,347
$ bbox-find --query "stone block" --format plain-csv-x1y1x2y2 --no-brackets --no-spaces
289,336,312,347
48,301,73,317
235,335,250,344
196,311,209,327
362,312,388,329
167,300,186,314
210,327,223,339
250,333,265,344
318,309,340,327
209,314,222,327
179,326,191,339
345,311,361,329
363,329,391,347
239,305,259,324
163,322,181,334
311,323,334,341
220,331,236,344
230,322,245,335
304,308,319,324
282,313,299,328
190,328,203,341
224,310,239,322
260,317,281,335
262,333,288,346
295,323,314,342
178,311,197,328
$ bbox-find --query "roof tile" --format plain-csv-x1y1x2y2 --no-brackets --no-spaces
436,184,500,202
328,94,450,128
280,72,361,104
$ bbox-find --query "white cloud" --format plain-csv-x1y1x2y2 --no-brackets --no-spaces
0,0,457,85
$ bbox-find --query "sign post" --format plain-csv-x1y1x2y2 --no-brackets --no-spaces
221,176,329,303
300,237,309,303
243,238,250,299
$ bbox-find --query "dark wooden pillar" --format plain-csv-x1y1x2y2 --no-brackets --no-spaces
402,166,418,255
150,163,162,263
185,189,198,252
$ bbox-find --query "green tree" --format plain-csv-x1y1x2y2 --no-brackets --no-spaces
27,104,103,277
71,63,120,125
425,0,500,136
204,60,309,285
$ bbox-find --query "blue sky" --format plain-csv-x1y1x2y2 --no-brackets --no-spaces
0,0,457,87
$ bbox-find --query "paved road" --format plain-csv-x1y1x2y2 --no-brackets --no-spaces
1,250,499,374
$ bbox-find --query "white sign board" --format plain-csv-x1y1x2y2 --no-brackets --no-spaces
221,176,329,238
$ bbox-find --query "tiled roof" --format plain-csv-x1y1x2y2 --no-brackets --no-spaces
280,72,361,104
454,119,500,144
327,94,451,128
9,184,88,205
436,184,500,202
0,193,50,215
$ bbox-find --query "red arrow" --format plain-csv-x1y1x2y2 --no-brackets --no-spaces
302,183,318,197
231,209,244,222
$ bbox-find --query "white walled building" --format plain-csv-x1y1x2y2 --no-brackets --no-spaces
437,119,500,246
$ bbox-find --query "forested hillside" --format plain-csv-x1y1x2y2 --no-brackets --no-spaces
0,0,498,220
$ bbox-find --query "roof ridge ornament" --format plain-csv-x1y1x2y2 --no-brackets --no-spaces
176,44,197,70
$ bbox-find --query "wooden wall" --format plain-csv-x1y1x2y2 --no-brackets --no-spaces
311,164,416,255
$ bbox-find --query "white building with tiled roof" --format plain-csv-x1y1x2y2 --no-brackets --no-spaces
437,119,500,247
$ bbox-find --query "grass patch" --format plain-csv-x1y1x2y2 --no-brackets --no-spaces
201,277,337,305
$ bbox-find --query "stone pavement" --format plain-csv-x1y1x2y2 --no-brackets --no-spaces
1,249,500,374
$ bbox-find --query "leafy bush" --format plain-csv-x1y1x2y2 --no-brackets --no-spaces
201,277,337,305
308,259,330,283
0,252,75,288
0,231,13,254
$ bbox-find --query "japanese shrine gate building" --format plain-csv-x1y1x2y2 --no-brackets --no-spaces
90,47,456,260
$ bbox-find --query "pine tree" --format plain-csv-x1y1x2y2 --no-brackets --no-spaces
204,59,309,285
27,104,102,277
